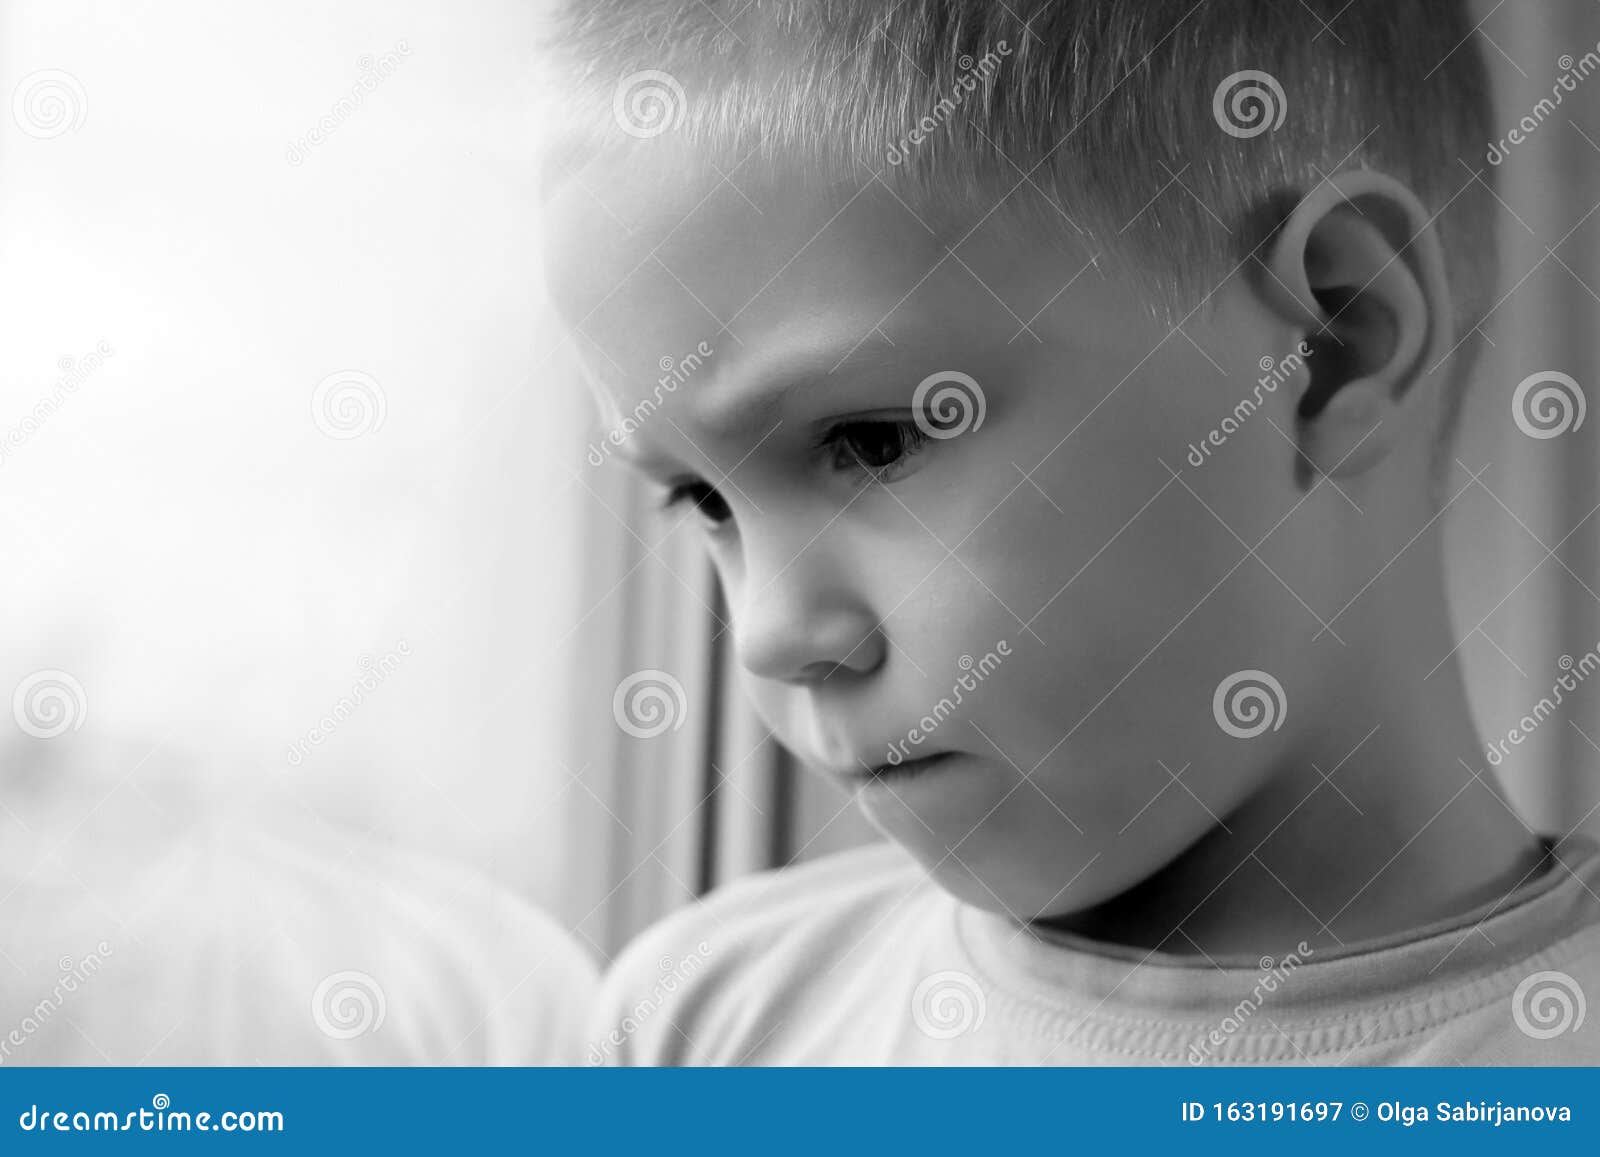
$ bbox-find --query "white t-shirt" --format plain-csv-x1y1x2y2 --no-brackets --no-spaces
588,835,1600,1065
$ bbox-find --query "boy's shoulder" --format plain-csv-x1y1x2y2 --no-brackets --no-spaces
587,840,931,1064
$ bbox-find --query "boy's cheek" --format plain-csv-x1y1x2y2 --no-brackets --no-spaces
974,541,1290,774
955,455,1234,652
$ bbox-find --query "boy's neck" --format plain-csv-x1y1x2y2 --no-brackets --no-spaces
1037,544,1550,962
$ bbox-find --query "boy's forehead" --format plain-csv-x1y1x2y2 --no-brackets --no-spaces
545,148,942,335
543,144,1137,398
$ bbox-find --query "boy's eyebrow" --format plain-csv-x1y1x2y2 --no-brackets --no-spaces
686,327,901,438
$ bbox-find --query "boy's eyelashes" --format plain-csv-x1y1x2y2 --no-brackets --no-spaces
815,415,930,483
655,415,934,529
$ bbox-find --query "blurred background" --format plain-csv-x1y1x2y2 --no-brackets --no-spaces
1,0,1596,1063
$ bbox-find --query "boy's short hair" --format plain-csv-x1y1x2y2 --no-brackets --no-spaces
544,0,1499,469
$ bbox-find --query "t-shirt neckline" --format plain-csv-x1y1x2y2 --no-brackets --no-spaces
953,832,1600,1029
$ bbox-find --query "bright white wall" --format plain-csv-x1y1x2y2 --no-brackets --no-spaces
0,1,601,929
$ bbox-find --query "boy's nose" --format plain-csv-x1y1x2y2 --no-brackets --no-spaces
733,572,886,685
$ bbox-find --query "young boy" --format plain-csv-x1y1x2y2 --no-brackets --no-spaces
541,0,1600,1063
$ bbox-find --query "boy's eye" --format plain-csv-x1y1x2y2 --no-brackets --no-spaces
656,418,931,529
658,479,732,527
820,418,930,482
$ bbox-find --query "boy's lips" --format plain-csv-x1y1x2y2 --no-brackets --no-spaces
831,750,961,785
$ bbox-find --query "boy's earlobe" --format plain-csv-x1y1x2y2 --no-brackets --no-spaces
1257,172,1454,483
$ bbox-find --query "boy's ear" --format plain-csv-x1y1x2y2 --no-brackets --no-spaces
1258,171,1453,481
